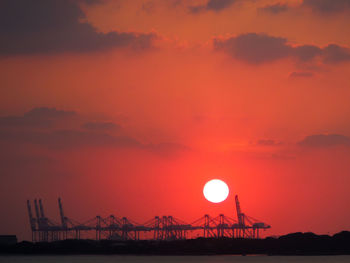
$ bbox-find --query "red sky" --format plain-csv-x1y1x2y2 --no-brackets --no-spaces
1,0,350,241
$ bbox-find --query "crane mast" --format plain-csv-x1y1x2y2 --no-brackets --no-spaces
58,198,67,229
39,199,45,219
34,199,40,227
235,195,245,226
26,200,36,231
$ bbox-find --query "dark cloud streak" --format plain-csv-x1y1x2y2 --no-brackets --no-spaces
302,0,350,14
189,0,236,13
0,0,156,55
322,44,350,63
257,139,280,146
0,107,75,129
289,72,314,78
214,33,291,64
214,33,350,65
81,122,121,131
299,134,350,148
0,107,189,157
0,129,141,149
261,0,350,15
258,3,288,14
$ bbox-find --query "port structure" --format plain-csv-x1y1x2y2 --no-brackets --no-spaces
27,195,270,242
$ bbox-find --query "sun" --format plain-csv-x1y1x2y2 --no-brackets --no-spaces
203,179,229,203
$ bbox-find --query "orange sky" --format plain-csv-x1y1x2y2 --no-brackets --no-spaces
0,0,350,241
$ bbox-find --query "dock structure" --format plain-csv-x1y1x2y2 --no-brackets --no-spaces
27,195,270,242
0,235,17,245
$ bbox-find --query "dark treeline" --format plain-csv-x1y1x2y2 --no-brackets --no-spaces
1,231,350,255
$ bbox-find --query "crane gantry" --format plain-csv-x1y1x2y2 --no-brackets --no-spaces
27,196,270,242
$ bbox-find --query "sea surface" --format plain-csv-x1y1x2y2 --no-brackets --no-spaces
0,255,349,263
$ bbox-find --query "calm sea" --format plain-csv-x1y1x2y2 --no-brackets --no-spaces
0,255,349,263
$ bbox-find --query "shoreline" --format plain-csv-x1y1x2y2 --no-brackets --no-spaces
1,231,350,256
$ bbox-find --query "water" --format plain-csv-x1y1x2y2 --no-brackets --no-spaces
0,255,349,263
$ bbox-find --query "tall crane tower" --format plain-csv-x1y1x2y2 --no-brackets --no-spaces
235,195,246,237
235,195,244,226
58,198,68,239
58,198,67,228
26,200,37,242
234,195,270,238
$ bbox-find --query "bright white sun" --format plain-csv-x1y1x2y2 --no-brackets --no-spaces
203,179,229,203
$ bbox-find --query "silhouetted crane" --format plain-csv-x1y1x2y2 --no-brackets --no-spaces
27,196,270,242
234,195,270,238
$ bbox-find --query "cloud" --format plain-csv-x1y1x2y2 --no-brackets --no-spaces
206,0,236,11
322,44,350,63
214,33,292,64
0,108,135,149
80,0,103,5
142,1,156,14
258,3,288,14
81,122,121,131
0,129,190,156
25,107,76,119
302,0,350,14
260,1,350,15
0,107,189,157
0,150,54,170
257,139,280,146
0,129,141,149
299,134,350,148
0,0,156,55
293,45,322,62
189,0,236,13
214,33,350,65
146,142,190,157
289,71,314,78
0,107,75,129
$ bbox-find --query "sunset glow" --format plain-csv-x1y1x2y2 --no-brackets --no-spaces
0,0,350,242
